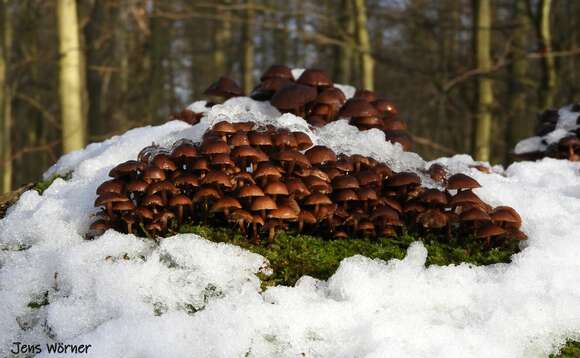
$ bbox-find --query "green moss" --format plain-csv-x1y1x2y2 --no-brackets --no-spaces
177,224,519,287
34,172,72,194
27,291,49,309
551,340,580,358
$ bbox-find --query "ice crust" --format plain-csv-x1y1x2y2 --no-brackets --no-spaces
1,97,580,357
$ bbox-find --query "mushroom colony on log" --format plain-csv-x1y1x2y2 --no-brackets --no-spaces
89,120,526,248
172,65,412,151
515,105,580,161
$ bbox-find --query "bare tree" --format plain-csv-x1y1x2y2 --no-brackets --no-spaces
537,0,556,109
57,0,86,153
353,0,374,90
333,0,355,84
241,0,255,94
472,0,493,161
506,0,532,161
0,0,12,193
213,0,232,75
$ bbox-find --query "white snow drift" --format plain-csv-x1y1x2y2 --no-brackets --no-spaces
1,94,580,358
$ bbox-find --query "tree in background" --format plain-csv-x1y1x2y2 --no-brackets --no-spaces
537,0,556,109
57,0,86,153
3,0,580,190
472,0,493,162
241,0,255,94
0,0,11,193
353,0,374,90
506,0,532,162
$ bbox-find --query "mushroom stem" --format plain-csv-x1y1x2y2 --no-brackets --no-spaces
106,203,113,218
177,207,184,225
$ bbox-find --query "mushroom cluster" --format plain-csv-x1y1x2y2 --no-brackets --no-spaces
89,120,525,248
171,65,412,151
515,105,580,161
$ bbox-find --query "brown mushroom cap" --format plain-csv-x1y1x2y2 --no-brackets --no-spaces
251,196,278,212
332,175,360,190
204,76,243,98
475,224,506,238
385,172,421,187
491,206,522,228
152,154,178,172
447,173,481,191
305,146,337,165
193,187,221,202
212,121,237,136
201,140,231,155
449,190,484,207
96,179,125,195
147,180,178,196
296,69,333,88
372,99,398,117
270,84,317,111
143,167,166,182
95,192,130,207
428,163,447,183
210,196,242,213
202,171,233,188
260,65,294,81
126,179,149,194
239,184,265,198
353,89,377,102
460,207,491,222
292,132,314,151
171,143,198,159
286,179,311,198
304,193,333,206
334,189,359,202
264,181,290,196
417,209,448,229
230,132,251,147
338,98,379,118
109,160,144,178
316,87,346,106
135,207,155,221
142,194,166,208
419,189,448,206
357,187,378,201
268,206,299,220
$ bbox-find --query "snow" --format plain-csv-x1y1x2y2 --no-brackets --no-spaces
514,104,580,155
1,96,580,358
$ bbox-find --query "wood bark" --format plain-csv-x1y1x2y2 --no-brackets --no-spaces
333,0,355,84
0,0,11,193
537,0,556,109
241,0,255,94
353,0,374,90
213,1,231,75
506,0,531,162
472,0,493,162
57,0,87,153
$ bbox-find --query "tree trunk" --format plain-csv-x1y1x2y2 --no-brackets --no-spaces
537,0,556,109
506,0,531,162
241,0,255,94
213,1,231,75
353,0,374,90
0,0,12,193
333,0,355,84
472,0,493,162
57,0,86,153
148,0,168,122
